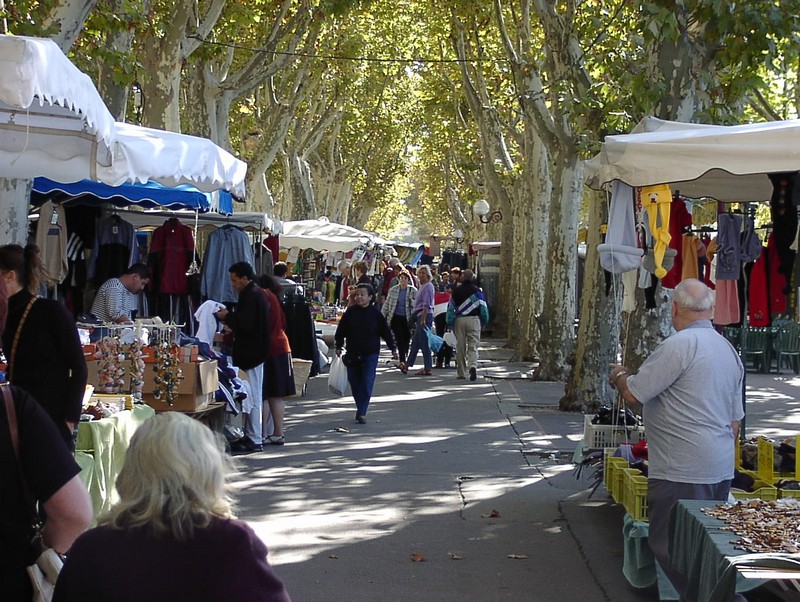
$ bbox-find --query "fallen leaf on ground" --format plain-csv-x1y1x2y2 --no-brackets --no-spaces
448,553,463,560
481,509,501,518
333,427,350,433
410,552,426,562
328,555,338,559
507,554,528,560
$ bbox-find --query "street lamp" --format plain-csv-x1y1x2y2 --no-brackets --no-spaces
473,199,502,224
453,228,464,244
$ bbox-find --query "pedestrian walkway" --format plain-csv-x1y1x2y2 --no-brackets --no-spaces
232,339,800,601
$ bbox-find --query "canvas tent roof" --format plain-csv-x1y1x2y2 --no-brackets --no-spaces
279,218,374,253
31,177,234,214
102,122,247,198
0,35,116,182
0,35,247,198
585,117,800,201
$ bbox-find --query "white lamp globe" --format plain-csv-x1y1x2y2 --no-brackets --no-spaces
473,199,490,217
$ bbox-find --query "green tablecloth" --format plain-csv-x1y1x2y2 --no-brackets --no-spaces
669,500,766,602
76,404,155,521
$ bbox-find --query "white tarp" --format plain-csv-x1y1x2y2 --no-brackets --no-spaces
101,122,247,197
280,218,373,253
0,35,116,182
0,35,247,198
585,117,800,201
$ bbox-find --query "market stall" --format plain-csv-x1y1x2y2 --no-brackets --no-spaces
586,117,800,596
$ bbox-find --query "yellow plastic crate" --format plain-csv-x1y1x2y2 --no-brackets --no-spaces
623,473,648,522
604,455,628,495
730,477,778,501
614,467,641,504
778,488,800,500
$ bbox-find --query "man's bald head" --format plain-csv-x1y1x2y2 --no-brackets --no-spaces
672,278,714,329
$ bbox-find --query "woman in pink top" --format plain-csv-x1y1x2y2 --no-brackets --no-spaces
404,265,435,375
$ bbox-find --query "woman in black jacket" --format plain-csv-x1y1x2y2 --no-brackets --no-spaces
334,284,397,424
0,244,88,450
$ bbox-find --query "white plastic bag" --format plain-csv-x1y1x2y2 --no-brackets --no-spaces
328,356,350,396
443,331,457,348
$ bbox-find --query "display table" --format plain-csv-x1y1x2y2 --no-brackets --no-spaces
668,500,767,602
76,404,155,520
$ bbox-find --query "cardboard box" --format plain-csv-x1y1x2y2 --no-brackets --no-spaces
142,359,217,395
86,359,100,387
142,360,218,413
143,391,214,412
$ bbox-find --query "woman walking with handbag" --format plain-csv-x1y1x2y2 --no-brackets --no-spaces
403,265,435,376
334,284,398,424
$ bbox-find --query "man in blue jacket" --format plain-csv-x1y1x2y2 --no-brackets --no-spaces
446,270,489,381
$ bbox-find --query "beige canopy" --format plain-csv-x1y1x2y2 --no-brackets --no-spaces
585,117,800,202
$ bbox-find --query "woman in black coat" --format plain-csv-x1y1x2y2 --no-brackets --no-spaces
0,245,88,450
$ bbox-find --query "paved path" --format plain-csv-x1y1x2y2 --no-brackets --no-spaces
231,339,800,601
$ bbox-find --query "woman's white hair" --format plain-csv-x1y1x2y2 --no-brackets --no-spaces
100,412,235,540
416,265,432,278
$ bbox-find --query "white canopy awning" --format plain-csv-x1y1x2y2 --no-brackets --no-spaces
101,122,247,198
0,35,247,198
0,35,116,182
280,218,374,253
585,117,800,202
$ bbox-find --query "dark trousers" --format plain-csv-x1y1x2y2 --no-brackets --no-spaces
346,353,380,417
434,313,452,366
647,478,731,601
390,314,411,363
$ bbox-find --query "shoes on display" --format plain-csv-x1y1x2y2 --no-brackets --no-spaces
469,367,477,382
267,435,285,446
355,413,367,424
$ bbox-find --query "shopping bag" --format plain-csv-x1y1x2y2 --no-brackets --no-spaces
328,356,350,396
443,331,457,348
425,328,445,353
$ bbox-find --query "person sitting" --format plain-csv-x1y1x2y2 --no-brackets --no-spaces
90,263,151,323
53,412,291,601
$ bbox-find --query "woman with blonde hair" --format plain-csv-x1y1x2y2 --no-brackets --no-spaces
54,413,290,601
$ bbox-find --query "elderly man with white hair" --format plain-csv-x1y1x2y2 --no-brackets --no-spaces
609,278,743,598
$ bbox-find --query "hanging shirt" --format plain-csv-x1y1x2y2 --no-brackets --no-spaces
88,215,139,285
715,214,743,281
35,201,68,288
200,226,254,303
148,218,194,295
659,196,692,288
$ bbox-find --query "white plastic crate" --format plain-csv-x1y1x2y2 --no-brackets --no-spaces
583,414,646,449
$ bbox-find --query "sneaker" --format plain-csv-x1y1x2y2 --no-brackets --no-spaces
355,413,367,424
267,435,285,446
469,367,477,381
